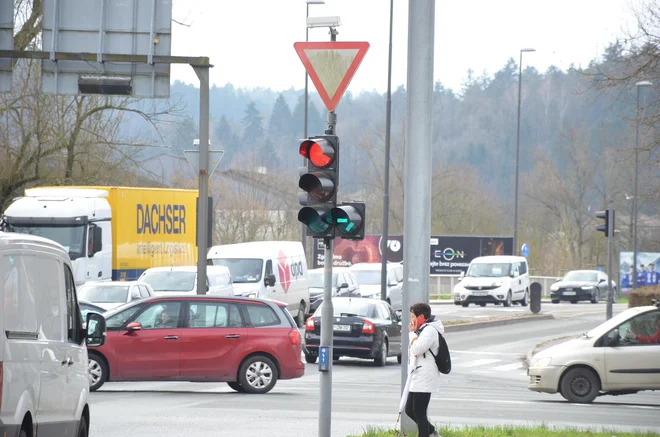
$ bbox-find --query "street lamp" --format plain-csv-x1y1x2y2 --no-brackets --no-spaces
380,0,395,302
512,47,536,256
302,0,326,254
632,80,653,290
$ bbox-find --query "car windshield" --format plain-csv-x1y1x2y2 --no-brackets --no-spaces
78,285,129,303
208,258,263,283
6,224,85,260
315,299,373,317
308,272,337,288
351,270,381,286
564,271,598,282
140,271,196,292
467,263,511,277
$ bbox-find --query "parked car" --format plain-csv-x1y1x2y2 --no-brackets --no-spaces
528,302,660,403
138,265,234,297
86,295,304,394
79,299,106,319
349,263,403,310
77,280,155,311
453,255,530,307
550,270,617,304
303,297,402,366
307,267,361,318
0,231,106,437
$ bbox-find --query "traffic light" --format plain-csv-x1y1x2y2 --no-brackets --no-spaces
298,135,339,238
331,202,366,241
596,209,613,237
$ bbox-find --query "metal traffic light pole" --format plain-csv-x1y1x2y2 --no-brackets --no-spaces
318,24,339,437
606,208,615,320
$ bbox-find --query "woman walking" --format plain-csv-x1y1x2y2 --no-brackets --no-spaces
405,302,444,437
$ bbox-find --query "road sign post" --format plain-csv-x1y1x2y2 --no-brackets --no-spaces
294,36,369,437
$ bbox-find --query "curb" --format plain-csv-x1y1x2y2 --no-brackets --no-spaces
444,313,554,333
524,335,576,366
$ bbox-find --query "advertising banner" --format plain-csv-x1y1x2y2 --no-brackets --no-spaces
430,236,513,274
312,235,403,269
619,251,660,293
312,234,513,274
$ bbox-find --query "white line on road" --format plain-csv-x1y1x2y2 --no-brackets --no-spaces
449,350,522,356
456,358,501,368
490,362,524,372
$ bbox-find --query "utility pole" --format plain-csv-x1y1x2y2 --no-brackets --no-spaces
380,0,394,302
194,65,210,295
400,0,434,433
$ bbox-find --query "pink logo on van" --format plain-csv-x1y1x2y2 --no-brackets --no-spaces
278,250,291,293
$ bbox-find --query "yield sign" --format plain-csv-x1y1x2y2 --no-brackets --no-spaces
184,149,224,178
294,41,370,112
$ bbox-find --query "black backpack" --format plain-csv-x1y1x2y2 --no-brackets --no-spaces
419,325,451,374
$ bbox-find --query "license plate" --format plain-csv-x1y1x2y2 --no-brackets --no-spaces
334,325,351,332
563,291,576,296
473,292,487,296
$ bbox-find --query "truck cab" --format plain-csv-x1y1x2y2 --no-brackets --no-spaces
1,188,112,286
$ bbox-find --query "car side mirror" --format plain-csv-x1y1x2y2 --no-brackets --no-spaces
86,312,106,347
599,279,606,283
395,309,402,320
125,321,142,333
265,274,276,287
339,282,349,289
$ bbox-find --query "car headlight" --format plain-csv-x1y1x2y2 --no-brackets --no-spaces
531,357,552,368
492,281,503,288
551,284,559,291
581,286,595,290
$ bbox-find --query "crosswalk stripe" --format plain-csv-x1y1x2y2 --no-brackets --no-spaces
455,358,501,368
490,362,523,372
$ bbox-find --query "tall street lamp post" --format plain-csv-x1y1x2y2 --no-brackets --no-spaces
632,80,653,289
512,47,535,255
380,0,395,302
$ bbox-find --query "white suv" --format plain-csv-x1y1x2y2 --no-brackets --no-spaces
453,255,530,307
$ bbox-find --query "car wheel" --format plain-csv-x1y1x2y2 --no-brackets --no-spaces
479,303,486,307
375,340,388,367
454,301,461,306
304,353,317,364
461,302,469,308
591,292,598,304
397,353,402,364
227,381,247,393
88,353,107,392
551,299,559,304
77,416,88,437
503,291,512,307
238,355,278,394
560,367,601,404
521,290,529,306
571,300,578,304
296,302,307,328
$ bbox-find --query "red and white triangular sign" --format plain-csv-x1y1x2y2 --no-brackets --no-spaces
294,41,370,112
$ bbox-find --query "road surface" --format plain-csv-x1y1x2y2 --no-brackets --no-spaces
88,307,660,437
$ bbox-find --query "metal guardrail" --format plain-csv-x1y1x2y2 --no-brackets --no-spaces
429,275,560,298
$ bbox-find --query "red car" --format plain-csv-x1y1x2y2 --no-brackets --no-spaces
87,295,304,394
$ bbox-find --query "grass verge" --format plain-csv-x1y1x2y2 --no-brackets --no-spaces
348,425,660,437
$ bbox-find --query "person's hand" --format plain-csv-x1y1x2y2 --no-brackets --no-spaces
408,321,416,332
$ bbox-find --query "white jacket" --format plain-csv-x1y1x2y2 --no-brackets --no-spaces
407,318,445,393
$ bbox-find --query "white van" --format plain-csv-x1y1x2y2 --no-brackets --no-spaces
0,232,106,437
138,265,234,297
207,241,310,327
453,255,530,307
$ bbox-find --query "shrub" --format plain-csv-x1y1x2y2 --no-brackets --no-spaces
628,286,660,308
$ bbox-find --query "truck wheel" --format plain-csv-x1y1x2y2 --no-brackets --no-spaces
560,367,600,404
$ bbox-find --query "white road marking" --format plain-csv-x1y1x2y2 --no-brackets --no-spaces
457,358,501,368
490,362,524,372
449,350,522,356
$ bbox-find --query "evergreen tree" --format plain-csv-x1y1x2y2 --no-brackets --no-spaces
241,101,265,146
214,115,239,168
268,94,294,138
292,95,325,137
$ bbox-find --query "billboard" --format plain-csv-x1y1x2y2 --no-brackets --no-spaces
430,236,513,274
312,234,513,274
312,235,403,269
619,251,660,293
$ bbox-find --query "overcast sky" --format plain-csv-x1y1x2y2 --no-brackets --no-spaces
168,0,637,94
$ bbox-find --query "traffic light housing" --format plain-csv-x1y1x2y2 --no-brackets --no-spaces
331,202,366,241
596,209,614,237
298,135,339,238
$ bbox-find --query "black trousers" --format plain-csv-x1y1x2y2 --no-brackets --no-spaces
404,391,436,437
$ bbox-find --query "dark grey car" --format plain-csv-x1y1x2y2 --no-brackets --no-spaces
550,270,617,304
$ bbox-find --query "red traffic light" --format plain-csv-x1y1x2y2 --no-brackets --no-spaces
300,138,336,168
